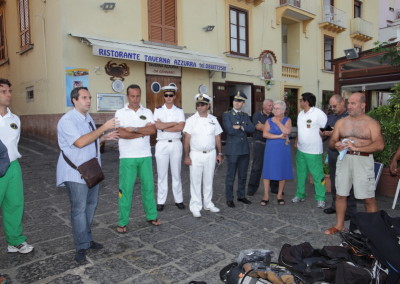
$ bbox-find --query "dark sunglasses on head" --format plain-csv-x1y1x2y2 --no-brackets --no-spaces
196,102,207,107
164,93,175,98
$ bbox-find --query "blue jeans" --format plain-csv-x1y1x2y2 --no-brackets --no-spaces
65,182,99,251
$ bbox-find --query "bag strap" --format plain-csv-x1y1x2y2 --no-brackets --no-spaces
61,121,99,169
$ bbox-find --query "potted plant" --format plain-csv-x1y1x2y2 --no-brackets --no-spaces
368,84,400,196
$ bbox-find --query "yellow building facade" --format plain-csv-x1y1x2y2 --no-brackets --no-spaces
0,0,378,143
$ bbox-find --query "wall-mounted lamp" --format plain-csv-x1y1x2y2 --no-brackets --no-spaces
203,25,215,32
344,48,359,60
100,2,116,10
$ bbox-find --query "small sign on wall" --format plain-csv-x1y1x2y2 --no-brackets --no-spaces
65,67,89,107
146,63,181,77
97,93,125,112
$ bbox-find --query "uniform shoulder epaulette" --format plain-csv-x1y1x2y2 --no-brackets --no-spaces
242,112,248,115
156,105,162,109
176,106,182,109
224,110,231,114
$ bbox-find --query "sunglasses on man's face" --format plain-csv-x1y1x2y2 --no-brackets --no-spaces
164,93,175,98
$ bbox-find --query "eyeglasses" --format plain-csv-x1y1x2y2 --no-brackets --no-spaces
196,102,207,107
0,89,12,94
164,93,175,98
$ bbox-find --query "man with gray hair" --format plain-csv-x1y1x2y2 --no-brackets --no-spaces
247,99,276,196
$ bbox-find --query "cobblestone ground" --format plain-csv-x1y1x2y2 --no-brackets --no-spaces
0,137,398,284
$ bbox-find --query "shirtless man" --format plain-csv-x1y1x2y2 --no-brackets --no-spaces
324,92,384,235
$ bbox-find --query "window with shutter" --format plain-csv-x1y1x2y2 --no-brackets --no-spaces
229,6,248,57
0,8,6,61
18,0,32,51
148,0,177,45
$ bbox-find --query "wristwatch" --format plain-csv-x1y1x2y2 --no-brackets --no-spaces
133,127,139,133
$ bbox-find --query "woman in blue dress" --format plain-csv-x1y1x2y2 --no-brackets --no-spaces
261,100,293,205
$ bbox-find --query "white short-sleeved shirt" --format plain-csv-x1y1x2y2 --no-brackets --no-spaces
0,108,21,162
153,104,185,140
183,112,223,152
297,107,327,154
115,103,154,158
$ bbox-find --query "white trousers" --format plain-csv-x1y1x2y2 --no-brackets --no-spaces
155,140,183,204
189,150,216,213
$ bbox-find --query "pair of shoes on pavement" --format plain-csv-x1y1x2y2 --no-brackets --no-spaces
193,206,220,217
317,201,326,209
291,196,305,203
74,241,104,264
157,203,186,211
7,242,34,254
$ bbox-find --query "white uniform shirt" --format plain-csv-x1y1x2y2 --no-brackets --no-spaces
297,107,327,154
154,104,185,140
0,108,21,162
183,112,223,152
115,103,154,158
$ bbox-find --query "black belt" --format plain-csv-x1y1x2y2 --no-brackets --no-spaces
347,151,369,157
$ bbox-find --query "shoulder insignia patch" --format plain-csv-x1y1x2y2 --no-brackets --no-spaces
10,123,18,130
156,106,162,109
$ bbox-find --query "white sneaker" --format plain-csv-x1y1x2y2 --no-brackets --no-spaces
204,206,220,213
317,201,326,209
291,196,305,203
192,211,202,218
8,242,34,254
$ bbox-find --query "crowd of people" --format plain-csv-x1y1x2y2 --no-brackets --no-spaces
0,77,395,265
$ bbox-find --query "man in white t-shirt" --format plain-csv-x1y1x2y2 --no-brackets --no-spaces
0,78,34,254
292,92,327,208
183,94,223,218
115,84,160,233
154,85,185,211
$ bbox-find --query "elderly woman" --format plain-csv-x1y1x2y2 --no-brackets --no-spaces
261,100,293,205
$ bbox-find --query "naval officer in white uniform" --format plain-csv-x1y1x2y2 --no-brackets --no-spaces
154,85,186,211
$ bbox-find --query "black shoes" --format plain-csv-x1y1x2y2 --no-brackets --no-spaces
157,204,164,211
89,241,103,250
226,201,235,208
75,249,87,264
175,203,185,210
323,207,336,214
238,198,252,204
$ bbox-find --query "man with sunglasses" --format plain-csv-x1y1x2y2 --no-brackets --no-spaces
183,94,223,218
223,91,255,208
154,85,185,211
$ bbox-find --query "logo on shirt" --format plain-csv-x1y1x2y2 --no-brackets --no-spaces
10,123,18,130
139,115,147,120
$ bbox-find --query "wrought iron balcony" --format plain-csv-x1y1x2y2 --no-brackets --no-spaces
320,5,347,33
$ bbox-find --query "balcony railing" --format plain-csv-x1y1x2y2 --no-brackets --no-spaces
282,63,300,79
322,5,346,28
279,0,313,13
350,18,373,40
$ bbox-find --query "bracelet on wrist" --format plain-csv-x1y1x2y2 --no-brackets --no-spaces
218,153,223,156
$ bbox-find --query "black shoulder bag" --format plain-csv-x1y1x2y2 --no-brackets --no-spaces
62,121,104,188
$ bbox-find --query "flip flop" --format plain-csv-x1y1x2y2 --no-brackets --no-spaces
147,219,161,226
324,226,344,235
277,199,285,205
116,225,127,234
260,200,269,206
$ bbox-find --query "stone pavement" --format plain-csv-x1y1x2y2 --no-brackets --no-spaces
0,136,398,284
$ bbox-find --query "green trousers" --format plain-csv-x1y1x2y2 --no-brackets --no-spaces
0,160,27,246
118,157,157,226
295,150,326,201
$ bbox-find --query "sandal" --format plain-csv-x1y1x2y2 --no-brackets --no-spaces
324,226,344,235
116,225,127,234
147,219,161,226
260,200,269,206
277,199,285,205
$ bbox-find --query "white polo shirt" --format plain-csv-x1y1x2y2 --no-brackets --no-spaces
297,107,327,154
0,108,21,162
154,104,185,140
183,112,223,152
115,104,154,158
